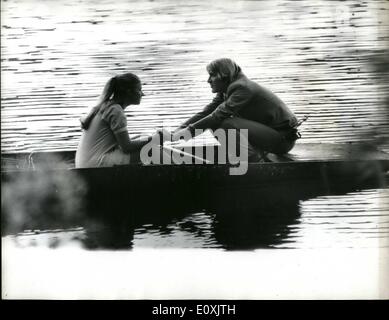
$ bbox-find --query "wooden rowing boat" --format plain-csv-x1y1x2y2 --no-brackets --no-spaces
2,144,388,192
1,147,387,178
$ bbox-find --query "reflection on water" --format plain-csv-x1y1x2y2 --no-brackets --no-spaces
6,187,389,250
133,212,222,249
1,0,389,152
283,188,389,249
132,187,389,250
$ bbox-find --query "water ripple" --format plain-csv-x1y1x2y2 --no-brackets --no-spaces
2,0,389,152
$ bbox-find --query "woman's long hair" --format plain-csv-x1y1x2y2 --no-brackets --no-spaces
206,58,242,84
80,73,140,130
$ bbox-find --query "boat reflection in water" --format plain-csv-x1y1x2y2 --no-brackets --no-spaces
79,161,387,250
2,154,388,250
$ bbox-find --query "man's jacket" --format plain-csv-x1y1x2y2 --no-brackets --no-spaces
179,73,298,132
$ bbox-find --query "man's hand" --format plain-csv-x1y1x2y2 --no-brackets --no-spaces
154,128,173,143
171,128,192,142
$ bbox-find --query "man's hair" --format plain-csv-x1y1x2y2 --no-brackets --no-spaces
206,58,242,83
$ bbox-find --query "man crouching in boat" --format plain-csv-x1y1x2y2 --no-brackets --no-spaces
76,73,158,168
161,58,300,162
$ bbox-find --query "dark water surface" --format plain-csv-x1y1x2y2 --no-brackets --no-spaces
6,186,389,250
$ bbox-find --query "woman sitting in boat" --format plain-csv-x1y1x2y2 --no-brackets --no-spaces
75,73,156,168
162,58,300,162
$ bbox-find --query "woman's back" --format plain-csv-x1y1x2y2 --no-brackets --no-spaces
75,103,128,168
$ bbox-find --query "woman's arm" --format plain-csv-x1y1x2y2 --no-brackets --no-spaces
114,131,152,154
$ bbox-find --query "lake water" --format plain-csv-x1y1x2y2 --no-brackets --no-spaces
4,187,389,250
1,0,389,299
3,188,389,251
1,0,389,153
